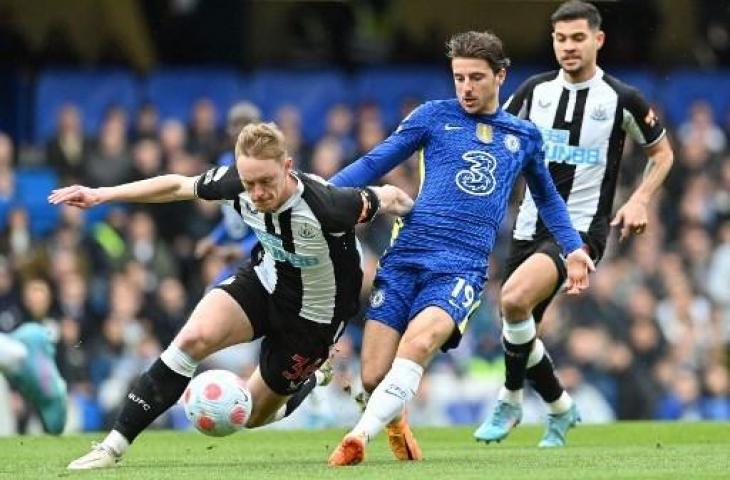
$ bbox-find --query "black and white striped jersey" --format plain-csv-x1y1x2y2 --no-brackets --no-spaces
195,165,375,325
504,67,665,251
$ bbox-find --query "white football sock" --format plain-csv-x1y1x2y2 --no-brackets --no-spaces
497,386,523,405
502,316,536,345
526,338,546,369
160,343,198,378
349,357,423,442
103,429,130,456
548,391,573,414
0,333,27,374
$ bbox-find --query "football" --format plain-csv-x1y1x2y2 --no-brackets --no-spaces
182,369,253,437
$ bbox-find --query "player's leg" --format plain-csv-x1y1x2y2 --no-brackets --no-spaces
0,326,67,435
243,366,290,426
0,332,28,373
526,250,593,446
329,306,454,466
474,251,557,443
245,329,335,427
527,331,580,447
68,288,255,470
356,267,420,461
358,319,417,460
360,319,401,398
330,272,483,466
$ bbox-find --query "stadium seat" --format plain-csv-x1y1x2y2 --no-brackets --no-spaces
14,167,60,236
35,70,139,143
245,69,348,142
144,68,240,126
660,69,730,128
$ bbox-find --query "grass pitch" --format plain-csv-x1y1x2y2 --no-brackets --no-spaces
1,422,728,479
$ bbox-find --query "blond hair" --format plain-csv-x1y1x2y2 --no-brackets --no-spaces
235,122,287,162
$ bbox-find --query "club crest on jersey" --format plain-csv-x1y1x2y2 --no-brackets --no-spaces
298,222,317,239
455,150,497,196
370,288,385,308
476,123,493,144
504,134,520,153
590,104,609,121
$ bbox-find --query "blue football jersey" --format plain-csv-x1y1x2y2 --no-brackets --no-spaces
331,99,581,273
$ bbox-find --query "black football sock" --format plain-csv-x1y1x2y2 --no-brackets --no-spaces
283,373,317,417
112,358,190,443
503,336,536,391
526,353,564,403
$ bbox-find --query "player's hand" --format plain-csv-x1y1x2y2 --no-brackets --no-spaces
48,185,102,209
610,199,648,241
372,185,414,217
194,236,216,258
564,247,595,295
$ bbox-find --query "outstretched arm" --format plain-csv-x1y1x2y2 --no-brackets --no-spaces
368,185,414,218
313,179,414,233
611,136,673,241
48,175,197,209
330,102,433,188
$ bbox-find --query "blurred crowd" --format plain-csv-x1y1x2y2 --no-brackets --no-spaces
0,88,728,435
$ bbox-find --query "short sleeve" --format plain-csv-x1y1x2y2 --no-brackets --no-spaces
300,175,379,233
621,87,665,147
195,165,244,201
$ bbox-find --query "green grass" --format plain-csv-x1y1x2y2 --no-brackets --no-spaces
1,422,729,479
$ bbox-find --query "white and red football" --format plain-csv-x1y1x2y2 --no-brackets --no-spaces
181,369,253,437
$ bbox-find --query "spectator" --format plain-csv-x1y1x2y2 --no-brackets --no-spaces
678,100,726,154
132,103,159,141
45,104,91,185
186,98,220,163
86,116,132,187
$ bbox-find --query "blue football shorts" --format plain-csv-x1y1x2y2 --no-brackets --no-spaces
365,261,486,351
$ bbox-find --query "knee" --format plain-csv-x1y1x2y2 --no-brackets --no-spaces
173,324,214,361
361,369,387,394
500,282,532,321
400,334,439,364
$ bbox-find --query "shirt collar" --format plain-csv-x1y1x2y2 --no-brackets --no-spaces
558,66,603,91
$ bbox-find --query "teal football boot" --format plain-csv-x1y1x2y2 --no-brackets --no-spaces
474,401,523,443
7,323,68,434
538,403,581,447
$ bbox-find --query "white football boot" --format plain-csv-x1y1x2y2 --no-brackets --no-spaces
67,442,121,470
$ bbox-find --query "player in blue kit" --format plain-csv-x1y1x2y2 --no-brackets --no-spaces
327,31,595,466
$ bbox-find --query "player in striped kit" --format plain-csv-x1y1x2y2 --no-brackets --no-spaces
474,0,674,447
52,122,414,470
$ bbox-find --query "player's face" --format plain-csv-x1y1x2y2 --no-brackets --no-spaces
237,155,293,212
452,57,505,115
552,19,604,78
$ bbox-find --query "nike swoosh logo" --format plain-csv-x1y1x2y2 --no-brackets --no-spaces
444,124,464,130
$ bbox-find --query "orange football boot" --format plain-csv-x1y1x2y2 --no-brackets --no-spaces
328,433,367,466
385,410,423,461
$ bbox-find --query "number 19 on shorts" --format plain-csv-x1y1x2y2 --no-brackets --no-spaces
449,277,475,309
